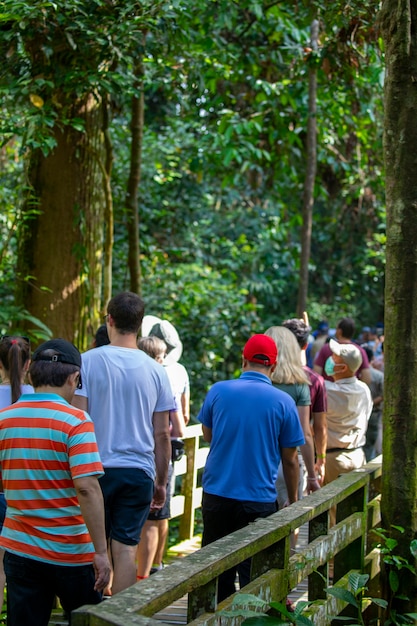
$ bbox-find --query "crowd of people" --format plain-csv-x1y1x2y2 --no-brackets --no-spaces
0,296,384,624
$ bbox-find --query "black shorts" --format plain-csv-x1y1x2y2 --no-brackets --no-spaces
99,467,154,545
147,463,174,521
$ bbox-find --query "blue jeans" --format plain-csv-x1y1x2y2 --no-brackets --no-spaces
4,551,101,626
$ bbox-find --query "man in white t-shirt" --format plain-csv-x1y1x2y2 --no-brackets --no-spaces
73,292,172,594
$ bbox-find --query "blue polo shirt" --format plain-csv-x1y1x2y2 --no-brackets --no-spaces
198,371,304,502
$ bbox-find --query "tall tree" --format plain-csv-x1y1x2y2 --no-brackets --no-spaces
1,1,178,343
297,18,319,317
380,0,417,614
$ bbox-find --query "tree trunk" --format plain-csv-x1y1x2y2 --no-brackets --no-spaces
101,95,114,313
126,59,145,295
16,95,106,347
297,19,318,318
380,0,417,614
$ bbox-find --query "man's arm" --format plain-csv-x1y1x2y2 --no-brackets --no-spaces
281,447,299,504
73,475,111,592
358,367,372,386
181,389,190,426
312,411,327,485
151,410,171,511
202,425,212,442
170,409,185,438
297,405,320,493
72,395,88,412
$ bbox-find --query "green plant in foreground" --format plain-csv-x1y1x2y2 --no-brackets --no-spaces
371,526,417,625
222,573,386,626
220,536,417,626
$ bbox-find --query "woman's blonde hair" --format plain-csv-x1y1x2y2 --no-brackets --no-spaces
264,326,311,385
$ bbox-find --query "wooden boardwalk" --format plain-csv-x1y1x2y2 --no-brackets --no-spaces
153,526,309,624
49,527,308,625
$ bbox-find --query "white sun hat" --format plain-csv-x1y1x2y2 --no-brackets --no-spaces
141,315,183,365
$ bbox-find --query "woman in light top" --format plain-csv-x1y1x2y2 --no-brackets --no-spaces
0,335,33,598
264,326,320,507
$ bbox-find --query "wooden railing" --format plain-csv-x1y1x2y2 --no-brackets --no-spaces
170,424,208,541
73,454,382,626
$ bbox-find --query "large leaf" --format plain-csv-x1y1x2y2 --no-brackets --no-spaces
243,616,288,626
325,587,358,607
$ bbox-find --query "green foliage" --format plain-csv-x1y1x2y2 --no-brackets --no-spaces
0,0,386,398
220,527,417,626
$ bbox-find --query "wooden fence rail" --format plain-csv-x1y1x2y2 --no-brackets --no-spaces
73,452,382,626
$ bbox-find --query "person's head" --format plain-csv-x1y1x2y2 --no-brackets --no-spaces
324,338,362,379
106,292,145,335
242,334,277,375
336,317,355,340
316,321,329,337
264,326,310,385
142,315,183,365
0,335,31,403
94,324,110,347
282,318,311,350
29,339,82,401
138,336,167,364
363,345,374,364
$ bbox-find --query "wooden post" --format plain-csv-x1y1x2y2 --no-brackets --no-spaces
179,431,199,540
334,485,367,581
308,510,329,600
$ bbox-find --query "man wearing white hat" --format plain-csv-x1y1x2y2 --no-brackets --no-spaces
323,338,373,486
142,315,190,427
138,316,190,575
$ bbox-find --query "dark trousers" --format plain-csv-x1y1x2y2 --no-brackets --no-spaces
202,492,277,602
4,551,101,626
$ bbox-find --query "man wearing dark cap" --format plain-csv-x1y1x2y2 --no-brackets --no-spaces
198,334,304,602
0,339,110,626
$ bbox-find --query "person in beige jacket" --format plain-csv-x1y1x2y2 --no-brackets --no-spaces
323,339,372,485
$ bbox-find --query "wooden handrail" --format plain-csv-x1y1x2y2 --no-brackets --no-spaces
73,457,382,626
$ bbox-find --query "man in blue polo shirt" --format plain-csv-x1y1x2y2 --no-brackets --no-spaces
198,334,304,602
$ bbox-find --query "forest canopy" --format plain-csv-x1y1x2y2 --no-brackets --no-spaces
0,0,385,408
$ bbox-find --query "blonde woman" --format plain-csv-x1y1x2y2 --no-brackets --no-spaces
264,326,320,507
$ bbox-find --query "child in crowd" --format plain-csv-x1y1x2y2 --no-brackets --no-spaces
136,336,185,578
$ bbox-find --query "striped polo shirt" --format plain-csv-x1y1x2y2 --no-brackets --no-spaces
0,393,103,565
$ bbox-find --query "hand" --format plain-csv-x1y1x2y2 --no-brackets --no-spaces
150,484,166,511
93,552,112,592
306,476,321,494
315,459,326,486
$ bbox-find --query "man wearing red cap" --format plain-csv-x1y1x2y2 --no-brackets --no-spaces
198,334,304,602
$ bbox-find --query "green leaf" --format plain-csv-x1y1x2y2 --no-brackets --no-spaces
389,569,399,593
242,617,287,626
371,598,388,608
348,572,369,593
410,540,417,558
325,587,358,607
231,594,268,608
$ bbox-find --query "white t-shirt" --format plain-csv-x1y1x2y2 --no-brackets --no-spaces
165,362,189,420
75,346,173,478
0,385,34,410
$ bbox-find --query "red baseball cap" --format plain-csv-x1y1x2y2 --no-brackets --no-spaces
243,334,277,366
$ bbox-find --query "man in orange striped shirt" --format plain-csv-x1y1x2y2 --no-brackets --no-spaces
0,339,111,626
